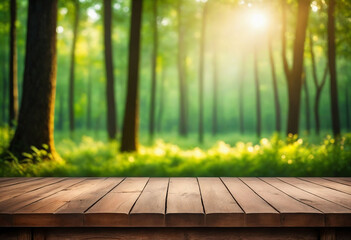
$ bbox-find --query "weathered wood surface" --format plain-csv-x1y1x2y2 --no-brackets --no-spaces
0,177,350,227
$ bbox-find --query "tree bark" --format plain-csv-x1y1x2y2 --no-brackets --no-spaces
177,0,187,137
103,0,117,140
302,69,311,134
212,37,218,136
86,62,92,130
9,0,58,160
198,2,207,143
327,0,340,138
2,51,7,125
346,87,350,131
238,55,245,134
309,31,328,135
254,44,261,138
148,0,158,140
281,0,310,136
68,0,79,136
9,0,18,127
121,0,143,152
157,69,166,133
268,32,281,133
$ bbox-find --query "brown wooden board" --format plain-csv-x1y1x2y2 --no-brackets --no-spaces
198,177,244,226
166,178,204,226
221,177,280,226
301,177,351,195
279,177,351,209
240,178,324,227
85,177,148,226
324,177,351,186
130,178,169,226
262,177,351,227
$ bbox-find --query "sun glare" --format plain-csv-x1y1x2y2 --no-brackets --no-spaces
249,11,268,30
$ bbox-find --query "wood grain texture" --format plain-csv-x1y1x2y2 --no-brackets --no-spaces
198,177,244,226
262,178,351,227
0,177,350,228
240,178,324,227
166,178,204,226
130,178,169,226
301,177,351,195
221,177,280,226
279,177,351,209
85,177,149,226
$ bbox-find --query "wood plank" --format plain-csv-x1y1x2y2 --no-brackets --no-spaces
0,177,66,202
301,178,351,195
166,178,204,226
0,177,41,187
324,178,351,186
198,178,244,226
263,178,351,227
0,178,86,213
130,178,169,226
240,178,324,227
55,177,123,213
279,177,351,209
85,177,148,226
221,177,280,226
12,178,109,227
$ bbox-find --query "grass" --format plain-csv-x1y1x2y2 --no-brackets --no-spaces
0,127,350,177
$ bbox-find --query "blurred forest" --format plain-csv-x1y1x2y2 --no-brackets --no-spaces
0,0,350,177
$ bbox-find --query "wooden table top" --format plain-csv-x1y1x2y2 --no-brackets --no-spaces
0,177,350,227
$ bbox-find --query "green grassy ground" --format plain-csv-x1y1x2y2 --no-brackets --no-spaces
0,127,350,177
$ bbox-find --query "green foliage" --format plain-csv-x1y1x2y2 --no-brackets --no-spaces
0,127,350,177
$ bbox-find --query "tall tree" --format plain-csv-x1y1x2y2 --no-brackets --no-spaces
177,0,187,137
121,0,143,152
238,54,245,134
198,1,207,143
2,49,7,125
253,44,261,138
346,86,350,131
103,0,117,140
86,63,92,130
302,69,311,134
9,0,18,127
281,0,310,135
68,0,79,136
327,0,340,138
9,0,58,160
212,37,218,136
268,31,281,133
157,69,166,133
148,0,158,140
309,32,328,135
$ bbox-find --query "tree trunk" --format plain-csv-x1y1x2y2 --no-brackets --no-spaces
346,87,350,131
103,0,117,140
254,45,261,138
57,90,64,131
198,2,207,143
177,0,187,137
68,0,79,136
327,0,340,138
9,0,58,160
268,33,281,133
9,0,18,127
148,0,158,140
212,37,218,136
282,0,310,136
302,70,311,134
309,31,328,136
86,63,92,130
2,51,7,125
121,0,143,152
157,69,166,133
238,55,245,134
